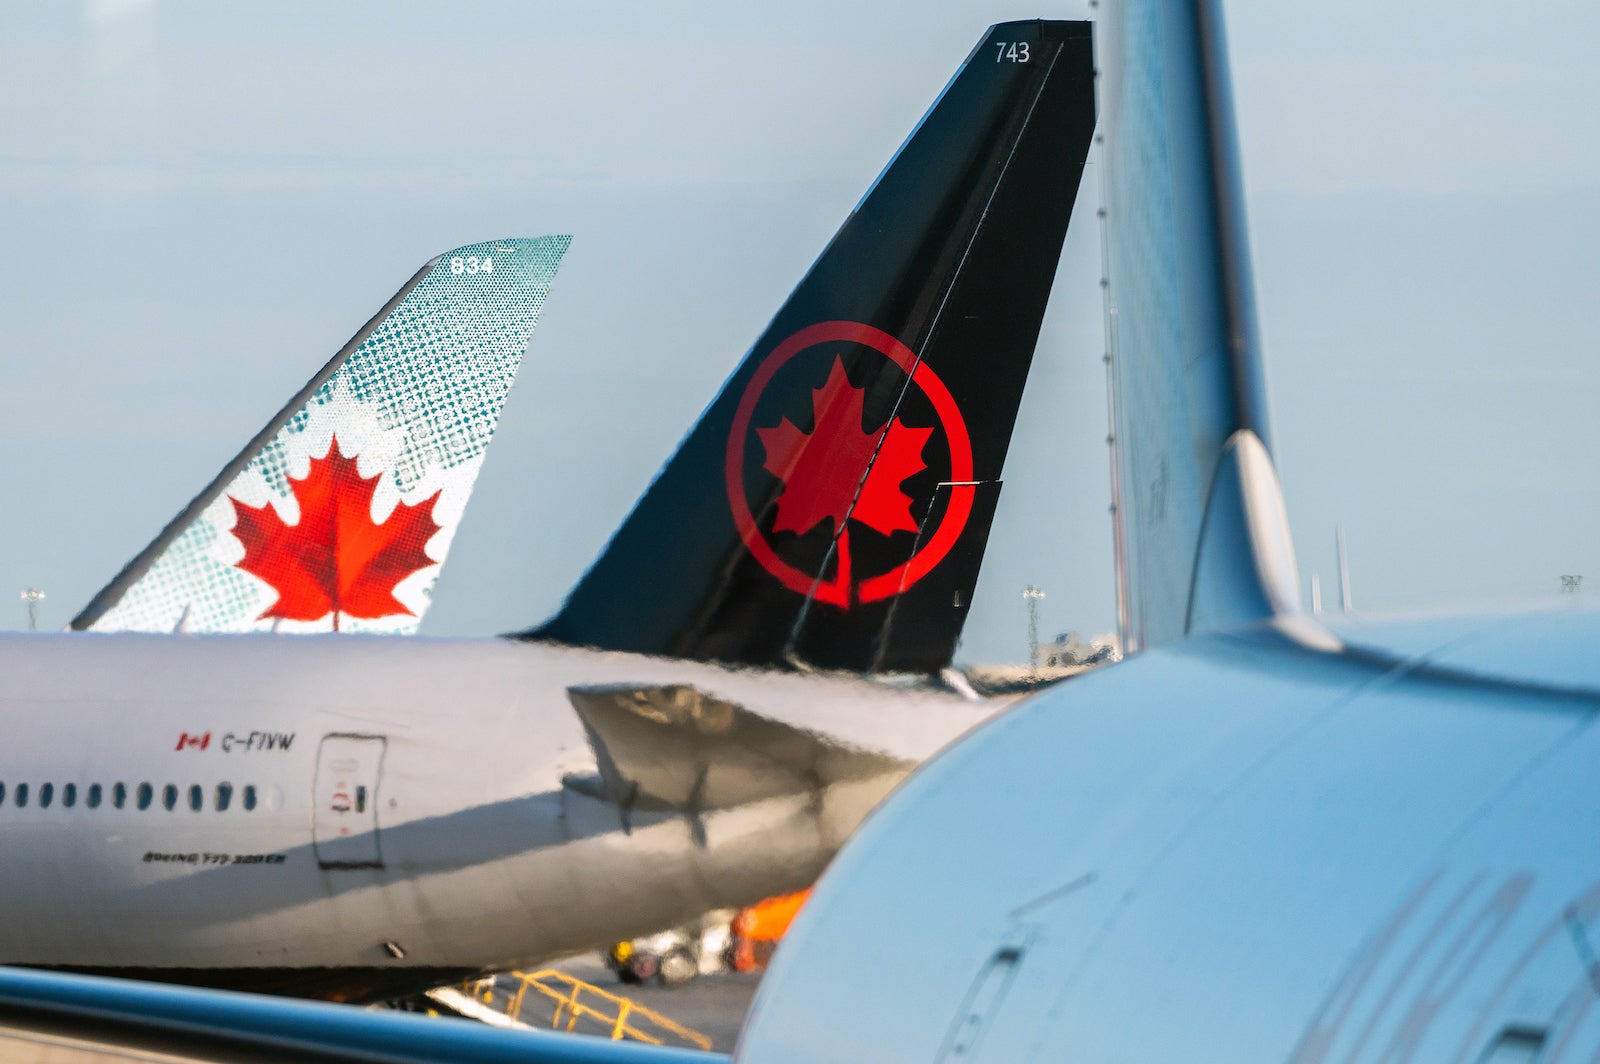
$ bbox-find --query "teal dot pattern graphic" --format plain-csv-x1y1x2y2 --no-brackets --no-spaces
90,236,571,635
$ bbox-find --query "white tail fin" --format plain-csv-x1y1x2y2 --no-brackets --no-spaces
74,237,570,634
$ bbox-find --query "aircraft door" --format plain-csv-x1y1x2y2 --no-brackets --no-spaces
313,734,386,869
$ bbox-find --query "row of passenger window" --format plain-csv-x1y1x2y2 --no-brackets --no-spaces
0,782,258,812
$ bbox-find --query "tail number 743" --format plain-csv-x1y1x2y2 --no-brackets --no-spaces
995,42,1030,63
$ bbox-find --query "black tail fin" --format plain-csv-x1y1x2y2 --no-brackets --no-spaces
529,21,1096,672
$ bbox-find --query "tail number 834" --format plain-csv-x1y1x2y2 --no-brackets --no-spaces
449,255,494,275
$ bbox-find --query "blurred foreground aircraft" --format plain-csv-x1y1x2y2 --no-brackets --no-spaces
74,237,570,636
0,18,1096,1009
735,1,1600,1061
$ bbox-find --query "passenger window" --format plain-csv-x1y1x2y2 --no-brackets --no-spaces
243,785,257,812
63,783,76,808
113,783,127,809
0,782,6,806
87,784,102,809
39,783,53,808
162,784,177,812
188,785,202,812
356,785,368,813
215,783,232,812
136,783,152,811
15,783,28,808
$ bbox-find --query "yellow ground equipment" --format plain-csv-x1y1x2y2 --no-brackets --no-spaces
466,969,712,1051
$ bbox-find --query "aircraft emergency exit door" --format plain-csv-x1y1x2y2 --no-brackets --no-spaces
313,734,386,868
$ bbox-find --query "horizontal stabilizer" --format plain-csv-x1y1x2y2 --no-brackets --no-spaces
74,236,570,636
566,684,908,814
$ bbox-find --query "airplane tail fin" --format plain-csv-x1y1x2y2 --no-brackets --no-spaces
72,237,571,635
1099,0,1300,652
529,21,1097,673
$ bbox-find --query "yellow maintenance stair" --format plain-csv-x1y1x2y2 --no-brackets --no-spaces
450,969,713,1051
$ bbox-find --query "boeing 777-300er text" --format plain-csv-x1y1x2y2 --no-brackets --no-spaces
0,18,1096,1006
74,236,571,636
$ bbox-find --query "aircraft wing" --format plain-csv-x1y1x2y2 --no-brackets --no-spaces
0,966,720,1064
566,683,910,813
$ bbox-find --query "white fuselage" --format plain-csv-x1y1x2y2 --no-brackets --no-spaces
0,631,993,999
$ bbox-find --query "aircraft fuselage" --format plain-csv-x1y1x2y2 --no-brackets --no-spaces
0,632,985,1001
737,607,1600,1061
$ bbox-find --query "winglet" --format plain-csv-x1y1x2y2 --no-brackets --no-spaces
1186,430,1301,635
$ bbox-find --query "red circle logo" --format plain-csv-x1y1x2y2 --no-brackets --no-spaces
724,321,973,608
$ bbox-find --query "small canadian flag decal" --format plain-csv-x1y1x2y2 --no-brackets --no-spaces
176,732,211,752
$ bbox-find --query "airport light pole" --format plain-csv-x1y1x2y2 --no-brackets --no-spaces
1022,585,1045,676
20,588,44,632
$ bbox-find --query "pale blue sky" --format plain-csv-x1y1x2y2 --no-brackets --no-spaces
1,0,1596,662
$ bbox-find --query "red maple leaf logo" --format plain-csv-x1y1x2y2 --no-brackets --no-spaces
228,436,442,629
725,322,977,607
755,357,932,594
